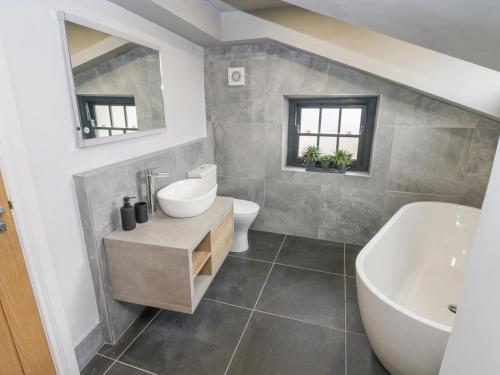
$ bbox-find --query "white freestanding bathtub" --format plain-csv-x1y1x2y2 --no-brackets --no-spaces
356,202,480,375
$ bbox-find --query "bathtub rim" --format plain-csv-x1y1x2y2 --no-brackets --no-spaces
356,201,480,334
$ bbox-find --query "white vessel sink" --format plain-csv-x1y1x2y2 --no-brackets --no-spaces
157,179,217,218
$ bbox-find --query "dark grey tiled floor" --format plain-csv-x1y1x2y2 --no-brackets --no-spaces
256,264,345,329
277,235,345,274
81,230,387,375
227,311,345,375
229,230,285,262
205,256,272,308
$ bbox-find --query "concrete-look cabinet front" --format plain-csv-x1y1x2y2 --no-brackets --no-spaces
104,197,233,314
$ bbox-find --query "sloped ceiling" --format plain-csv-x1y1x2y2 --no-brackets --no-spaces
284,0,500,72
208,0,288,12
108,0,500,119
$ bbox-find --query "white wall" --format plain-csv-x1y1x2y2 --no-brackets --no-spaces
440,140,500,374
0,0,207,346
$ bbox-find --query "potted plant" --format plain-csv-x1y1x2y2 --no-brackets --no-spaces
332,149,352,173
301,145,320,169
319,154,332,169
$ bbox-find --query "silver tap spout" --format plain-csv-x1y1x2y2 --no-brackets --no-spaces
144,168,170,215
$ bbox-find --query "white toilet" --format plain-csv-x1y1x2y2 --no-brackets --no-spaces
231,199,260,253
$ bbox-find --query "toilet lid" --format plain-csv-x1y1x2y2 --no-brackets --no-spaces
234,199,260,217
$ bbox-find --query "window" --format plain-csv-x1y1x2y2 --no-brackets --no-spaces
287,97,377,171
77,95,137,139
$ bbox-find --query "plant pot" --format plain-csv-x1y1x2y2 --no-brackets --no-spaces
320,160,331,169
304,160,315,170
336,165,347,174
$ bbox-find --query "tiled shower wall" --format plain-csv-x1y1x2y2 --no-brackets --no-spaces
73,137,212,367
204,42,500,245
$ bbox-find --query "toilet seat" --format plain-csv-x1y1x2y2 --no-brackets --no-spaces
233,199,259,218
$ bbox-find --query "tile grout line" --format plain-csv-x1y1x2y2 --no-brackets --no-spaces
344,242,347,375
275,262,345,277
203,297,253,311
102,309,162,375
115,360,160,375
223,234,287,375
253,309,346,334
204,297,367,337
95,353,160,375
253,234,287,310
227,254,273,264
228,254,349,278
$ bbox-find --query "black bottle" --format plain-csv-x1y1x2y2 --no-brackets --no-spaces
120,196,136,231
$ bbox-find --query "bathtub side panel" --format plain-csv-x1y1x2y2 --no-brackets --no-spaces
357,274,449,375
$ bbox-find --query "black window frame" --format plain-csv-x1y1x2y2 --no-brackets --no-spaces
287,96,377,172
77,95,137,139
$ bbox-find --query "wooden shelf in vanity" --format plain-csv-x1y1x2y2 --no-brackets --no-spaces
192,248,211,277
104,197,233,314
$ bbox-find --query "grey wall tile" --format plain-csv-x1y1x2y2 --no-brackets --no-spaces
206,57,266,124
394,90,482,128
217,176,265,207
387,127,473,195
461,128,500,207
253,180,321,238
318,184,384,245
84,164,134,231
75,323,104,370
205,41,498,245
213,122,267,179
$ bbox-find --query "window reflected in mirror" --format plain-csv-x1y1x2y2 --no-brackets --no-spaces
63,20,166,144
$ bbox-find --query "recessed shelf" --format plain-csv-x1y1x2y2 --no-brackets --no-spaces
192,250,211,277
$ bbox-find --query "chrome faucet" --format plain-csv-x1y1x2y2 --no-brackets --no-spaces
144,168,170,215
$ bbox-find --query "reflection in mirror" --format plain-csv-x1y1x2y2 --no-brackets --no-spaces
63,20,166,145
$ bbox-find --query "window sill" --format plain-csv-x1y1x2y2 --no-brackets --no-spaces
283,166,371,178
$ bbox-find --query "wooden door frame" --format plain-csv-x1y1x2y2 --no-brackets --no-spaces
0,39,80,374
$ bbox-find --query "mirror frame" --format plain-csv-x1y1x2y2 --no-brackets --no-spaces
57,12,167,148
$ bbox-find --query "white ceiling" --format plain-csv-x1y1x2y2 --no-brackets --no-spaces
284,0,500,72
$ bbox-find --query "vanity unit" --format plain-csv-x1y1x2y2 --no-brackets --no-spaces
104,197,233,314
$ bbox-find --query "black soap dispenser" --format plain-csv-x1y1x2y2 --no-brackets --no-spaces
121,196,136,231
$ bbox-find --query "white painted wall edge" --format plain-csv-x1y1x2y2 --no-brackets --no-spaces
220,11,500,120
107,0,222,45
440,138,500,375
0,38,79,374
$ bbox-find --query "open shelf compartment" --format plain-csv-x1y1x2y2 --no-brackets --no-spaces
191,232,212,277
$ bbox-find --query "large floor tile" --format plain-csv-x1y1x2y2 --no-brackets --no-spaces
346,333,389,375
205,256,272,308
346,277,365,334
345,244,362,277
256,265,345,329
80,355,113,375
227,312,345,375
100,307,159,358
229,230,285,262
106,362,152,375
119,300,250,375
276,235,344,274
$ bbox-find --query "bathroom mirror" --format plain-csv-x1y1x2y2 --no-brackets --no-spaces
58,13,166,147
